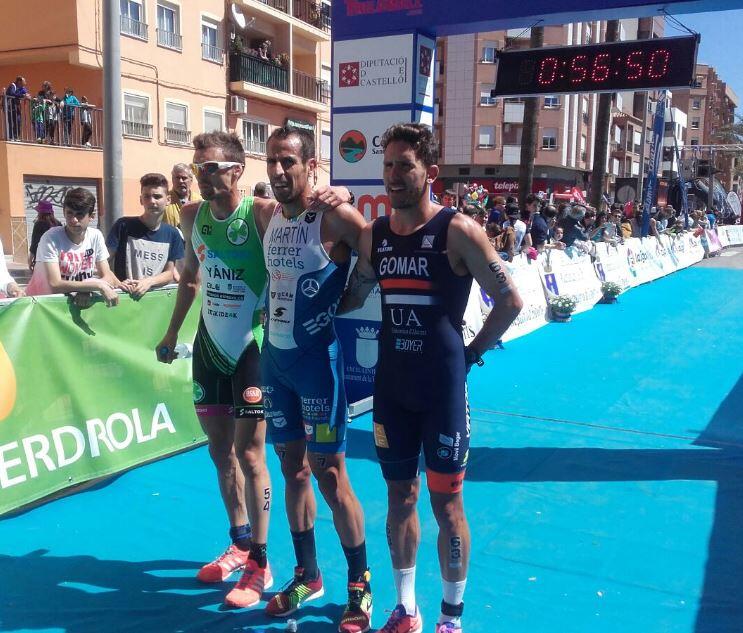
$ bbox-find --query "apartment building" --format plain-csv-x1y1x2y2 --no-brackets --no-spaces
0,0,331,260
435,17,664,201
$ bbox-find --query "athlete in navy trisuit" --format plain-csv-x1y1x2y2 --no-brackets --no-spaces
338,123,523,633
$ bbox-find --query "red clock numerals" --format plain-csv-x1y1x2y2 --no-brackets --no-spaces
537,57,559,85
590,53,611,82
569,55,588,84
647,49,671,79
626,50,643,80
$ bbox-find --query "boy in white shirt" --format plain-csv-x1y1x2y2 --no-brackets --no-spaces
26,187,122,306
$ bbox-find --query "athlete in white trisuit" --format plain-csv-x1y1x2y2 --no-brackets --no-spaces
259,126,372,632
156,131,349,609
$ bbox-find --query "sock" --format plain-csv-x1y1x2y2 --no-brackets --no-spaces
229,524,252,551
439,579,467,625
250,541,267,568
291,528,319,580
342,541,368,581
393,566,416,616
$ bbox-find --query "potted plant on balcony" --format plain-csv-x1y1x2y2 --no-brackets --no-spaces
548,295,577,322
599,281,622,304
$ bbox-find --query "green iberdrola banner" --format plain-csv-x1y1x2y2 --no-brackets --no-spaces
0,289,203,515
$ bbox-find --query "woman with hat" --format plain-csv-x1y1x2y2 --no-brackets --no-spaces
28,200,61,271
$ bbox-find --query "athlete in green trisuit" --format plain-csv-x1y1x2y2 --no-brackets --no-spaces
156,131,348,609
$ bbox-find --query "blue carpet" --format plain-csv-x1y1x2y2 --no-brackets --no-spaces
1,266,742,633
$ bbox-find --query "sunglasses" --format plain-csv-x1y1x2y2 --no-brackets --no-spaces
191,161,242,176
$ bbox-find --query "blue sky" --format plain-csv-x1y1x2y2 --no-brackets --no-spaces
674,9,743,110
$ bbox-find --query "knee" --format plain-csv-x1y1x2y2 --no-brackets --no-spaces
314,466,343,505
281,458,312,489
207,439,237,470
432,497,465,533
238,445,265,479
387,482,420,517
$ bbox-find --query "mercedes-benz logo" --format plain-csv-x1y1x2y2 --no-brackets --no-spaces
301,279,320,298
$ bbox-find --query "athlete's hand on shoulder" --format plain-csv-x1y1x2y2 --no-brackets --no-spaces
310,185,351,209
156,330,178,364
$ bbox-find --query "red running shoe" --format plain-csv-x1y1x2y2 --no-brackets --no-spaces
378,604,422,633
196,544,249,583
265,566,324,617
224,558,273,608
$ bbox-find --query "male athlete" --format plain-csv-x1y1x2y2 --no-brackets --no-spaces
156,131,347,609
260,126,372,632
338,123,523,633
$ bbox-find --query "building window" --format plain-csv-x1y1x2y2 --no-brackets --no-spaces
544,95,560,109
481,42,497,63
693,75,704,89
120,0,147,40
632,161,640,176
690,138,699,146
580,134,587,162
478,126,495,148
204,110,224,133
157,2,182,50
541,128,558,150
243,119,268,155
691,117,700,130
321,130,331,160
165,102,189,145
201,19,222,63
692,99,702,110
480,84,496,106
123,93,152,138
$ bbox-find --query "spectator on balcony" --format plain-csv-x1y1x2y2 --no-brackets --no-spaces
5,76,30,140
0,236,24,299
253,181,271,199
32,91,47,142
26,188,122,306
164,163,199,228
80,96,93,147
45,93,60,144
28,200,62,271
62,88,80,146
258,40,271,61
107,173,184,298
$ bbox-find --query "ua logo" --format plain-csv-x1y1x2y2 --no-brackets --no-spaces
389,307,422,327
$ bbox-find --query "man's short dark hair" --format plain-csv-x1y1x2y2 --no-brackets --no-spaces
506,196,517,205
193,131,245,164
505,203,520,217
380,123,438,167
253,182,270,198
267,125,315,163
525,193,539,205
542,206,558,219
63,187,96,215
140,173,169,190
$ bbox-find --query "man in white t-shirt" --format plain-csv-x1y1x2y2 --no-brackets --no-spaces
26,187,122,306
504,204,527,252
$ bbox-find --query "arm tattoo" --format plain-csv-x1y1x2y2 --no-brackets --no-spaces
345,265,376,296
488,261,507,285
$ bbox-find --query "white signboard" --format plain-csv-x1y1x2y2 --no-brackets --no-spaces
415,34,435,109
718,225,743,247
593,242,633,291
334,34,414,108
539,249,602,314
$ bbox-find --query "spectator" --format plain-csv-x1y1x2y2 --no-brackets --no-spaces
107,173,184,298
26,187,122,305
630,207,644,238
5,76,30,140
62,87,80,145
31,91,46,142
589,211,609,242
561,204,590,247
520,208,533,251
0,236,24,298
462,205,486,228
504,203,527,251
487,195,506,227
253,181,272,199
80,96,93,146
45,92,60,144
607,207,623,242
706,207,717,228
489,220,516,261
530,202,552,250
164,163,199,228
28,200,62,271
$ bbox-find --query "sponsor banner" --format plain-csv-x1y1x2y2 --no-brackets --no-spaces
415,34,435,109
663,231,705,270
462,282,483,344
479,256,549,342
336,279,382,404
333,110,412,180
0,289,203,515
593,242,633,291
642,91,667,236
539,249,602,314
718,225,743,247
624,237,660,286
705,229,722,254
334,34,414,108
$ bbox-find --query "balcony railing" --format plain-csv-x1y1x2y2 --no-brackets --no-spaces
121,15,148,40
157,29,182,51
244,138,267,155
293,70,329,104
164,127,191,145
1,96,103,148
258,0,289,11
230,52,289,93
202,42,224,64
122,120,153,139
293,0,330,32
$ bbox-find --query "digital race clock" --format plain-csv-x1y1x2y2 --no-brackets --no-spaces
493,35,699,97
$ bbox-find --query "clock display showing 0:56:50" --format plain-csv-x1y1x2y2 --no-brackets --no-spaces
493,35,699,97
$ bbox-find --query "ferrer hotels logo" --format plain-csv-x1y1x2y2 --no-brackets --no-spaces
0,342,16,421
344,0,423,16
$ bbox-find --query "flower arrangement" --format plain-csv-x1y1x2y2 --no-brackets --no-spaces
549,295,577,321
464,183,489,209
600,281,622,299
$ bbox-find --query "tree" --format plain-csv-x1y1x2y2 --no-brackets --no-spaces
518,27,543,209
589,20,619,211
